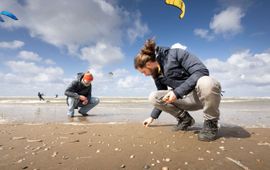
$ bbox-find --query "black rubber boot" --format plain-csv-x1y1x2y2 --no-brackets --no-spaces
172,111,195,131
198,119,218,141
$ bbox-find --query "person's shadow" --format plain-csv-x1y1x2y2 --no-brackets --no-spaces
151,124,251,139
193,125,251,139
216,125,251,138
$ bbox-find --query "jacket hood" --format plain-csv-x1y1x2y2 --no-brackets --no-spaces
76,72,84,81
155,46,170,59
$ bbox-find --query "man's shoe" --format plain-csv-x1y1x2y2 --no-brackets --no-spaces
79,112,89,117
67,114,74,118
198,119,218,141
172,111,195,131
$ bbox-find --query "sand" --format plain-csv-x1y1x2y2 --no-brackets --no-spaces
0,123,269,170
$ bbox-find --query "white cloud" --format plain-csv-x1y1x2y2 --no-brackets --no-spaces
0,40,24,49
127,12,149,43
210,7,245,37
44,59,56,65
5,60,64,83
18,50,42,61
193,29,214,41
1,0,148,66
80,42,124,68
194,6,245,40
205,49,270,97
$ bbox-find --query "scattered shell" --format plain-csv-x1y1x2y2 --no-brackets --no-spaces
114,148,121,151
22,166,28,169
184,162,188,165
150,151,153,154
51,151,58,157
162,167,169,170
120,164,126,168
130,155,135,159
12,137,26,140
198,147,201,150
144,165,150,169
96,149,100,153
156,160,160,163
206,150,211,154
210,158,214,161
164,158,171,162
166,145,170,148
219,146,225,151
77,131,87,135
257,142,270,146
221,141,225,144
44,147,50,151
17,158,25,163
216,152,220,155
249,151,254,154
69,139,80,143
27,139,43,143
151,163,155,167
240,147,244,150
198,157,204,161
62,155,69,160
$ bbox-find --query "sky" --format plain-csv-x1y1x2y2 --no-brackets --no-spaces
1,0,270,97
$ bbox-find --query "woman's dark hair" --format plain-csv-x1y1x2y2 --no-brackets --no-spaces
134,39,156,69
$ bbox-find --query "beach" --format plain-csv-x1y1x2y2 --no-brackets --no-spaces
0,97,270,169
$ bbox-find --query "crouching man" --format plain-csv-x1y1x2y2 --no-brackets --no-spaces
65,71,99,117
134,39,222,141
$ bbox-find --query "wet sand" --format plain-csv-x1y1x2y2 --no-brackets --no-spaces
1,97,270,128
0,124,269,170
0,97,270,169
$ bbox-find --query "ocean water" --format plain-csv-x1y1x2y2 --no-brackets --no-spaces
0,97,270,128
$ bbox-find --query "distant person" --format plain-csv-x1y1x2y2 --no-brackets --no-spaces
55,94,58,98
65,71,99,117
38,92,45,101
134,39,222,141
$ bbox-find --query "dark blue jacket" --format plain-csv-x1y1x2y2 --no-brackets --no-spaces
65,72,92,101
151,47,209,119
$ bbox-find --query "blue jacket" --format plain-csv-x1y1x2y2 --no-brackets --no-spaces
65,73,92,105
151,47,209,119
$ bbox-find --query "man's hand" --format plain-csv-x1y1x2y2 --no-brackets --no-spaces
79,95,87,101
143,117,154,127
82,99,88,105
162,91,177,103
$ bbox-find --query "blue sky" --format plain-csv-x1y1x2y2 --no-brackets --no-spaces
1,0,270,97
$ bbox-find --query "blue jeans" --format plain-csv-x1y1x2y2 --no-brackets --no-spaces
67,97,100,116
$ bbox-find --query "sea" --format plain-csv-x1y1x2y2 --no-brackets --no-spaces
0,96,270,128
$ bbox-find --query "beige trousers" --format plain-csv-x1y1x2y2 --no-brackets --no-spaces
149,76,222,120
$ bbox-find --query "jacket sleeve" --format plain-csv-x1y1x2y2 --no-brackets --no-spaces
150,79,168,119
173,49,209,99
87,85,92,101
64,80,80,99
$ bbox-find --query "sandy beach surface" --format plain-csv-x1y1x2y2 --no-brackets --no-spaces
0,97,270,169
